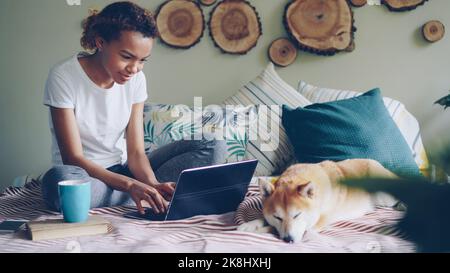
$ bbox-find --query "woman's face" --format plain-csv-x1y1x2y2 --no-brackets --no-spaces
96,31,154,84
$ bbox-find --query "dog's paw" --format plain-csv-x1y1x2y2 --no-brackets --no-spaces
237,219,267,233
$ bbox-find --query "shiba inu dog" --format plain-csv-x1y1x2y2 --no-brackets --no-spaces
238,159,398,243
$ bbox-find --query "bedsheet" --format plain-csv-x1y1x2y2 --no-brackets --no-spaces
0,177,415,253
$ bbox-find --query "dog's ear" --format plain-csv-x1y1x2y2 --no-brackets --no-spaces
259,178,274,199
297,182,314,198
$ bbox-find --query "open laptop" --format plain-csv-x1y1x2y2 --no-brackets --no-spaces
123,159,258,221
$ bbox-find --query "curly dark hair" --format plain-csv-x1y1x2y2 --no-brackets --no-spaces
80,1,158,51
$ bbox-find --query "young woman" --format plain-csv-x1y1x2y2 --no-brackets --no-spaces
41,1,226,215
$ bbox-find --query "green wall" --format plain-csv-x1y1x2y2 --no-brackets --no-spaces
1,0,449,190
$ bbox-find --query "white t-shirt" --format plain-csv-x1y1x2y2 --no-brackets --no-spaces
43,52,148,168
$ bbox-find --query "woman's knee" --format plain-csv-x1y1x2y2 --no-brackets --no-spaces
197,135,228,164
42,165,88,186
41,165,88,211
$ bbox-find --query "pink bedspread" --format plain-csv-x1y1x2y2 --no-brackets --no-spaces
0,178,415,253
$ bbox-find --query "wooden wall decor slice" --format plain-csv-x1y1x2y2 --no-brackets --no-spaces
87,7,99,16
199,0,217,6
349,0,367,8
268,38,297,67
422,20,445,43
284,0,356,56
209,0,262,55
344,40,356,52
381,0,428,12
156,0,205,49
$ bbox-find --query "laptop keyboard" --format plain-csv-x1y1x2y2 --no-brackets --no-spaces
123,207,168,221
143,208,167,221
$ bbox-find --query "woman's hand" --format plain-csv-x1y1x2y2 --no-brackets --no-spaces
128,180,169,215
153,182,176,201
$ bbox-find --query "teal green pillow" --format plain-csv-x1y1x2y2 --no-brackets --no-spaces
282,88,421,178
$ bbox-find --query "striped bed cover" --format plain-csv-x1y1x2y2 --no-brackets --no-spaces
0,177,415,253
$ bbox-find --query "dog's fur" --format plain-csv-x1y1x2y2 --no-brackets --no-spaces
238,159,398,243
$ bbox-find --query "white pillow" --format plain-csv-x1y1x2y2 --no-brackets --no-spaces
298,80,429,172
222,63,312,176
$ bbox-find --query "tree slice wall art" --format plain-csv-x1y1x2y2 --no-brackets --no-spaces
209,0,262,55
199,0,217,7
382,0,428,12
284,0,356,56
422,20,445,43
156,0,205,49
349,0,367,8
268,38,297,67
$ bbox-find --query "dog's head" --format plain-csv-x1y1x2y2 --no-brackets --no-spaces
259,164,330,243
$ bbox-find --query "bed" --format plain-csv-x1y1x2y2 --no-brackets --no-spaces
0,176,415,253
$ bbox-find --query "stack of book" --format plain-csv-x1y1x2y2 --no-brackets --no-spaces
26,215,112,241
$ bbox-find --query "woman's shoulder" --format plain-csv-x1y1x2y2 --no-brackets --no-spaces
48,53,83,80
125,71,147,91
133,70,147,84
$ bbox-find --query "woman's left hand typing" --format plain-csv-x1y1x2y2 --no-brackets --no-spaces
153,182,176,201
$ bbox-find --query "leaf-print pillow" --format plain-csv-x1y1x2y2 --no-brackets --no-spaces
143,103,257,163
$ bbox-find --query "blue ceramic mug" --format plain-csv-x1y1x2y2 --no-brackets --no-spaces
58,180,91,223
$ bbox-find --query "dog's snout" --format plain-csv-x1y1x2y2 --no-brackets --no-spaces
283,235,294,243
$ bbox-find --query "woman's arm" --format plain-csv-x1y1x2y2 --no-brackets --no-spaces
125,102,159,186
51,107,133,191
50,106,168,213
125,103,176,200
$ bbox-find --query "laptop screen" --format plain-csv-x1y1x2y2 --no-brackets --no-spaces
124,160,258,221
